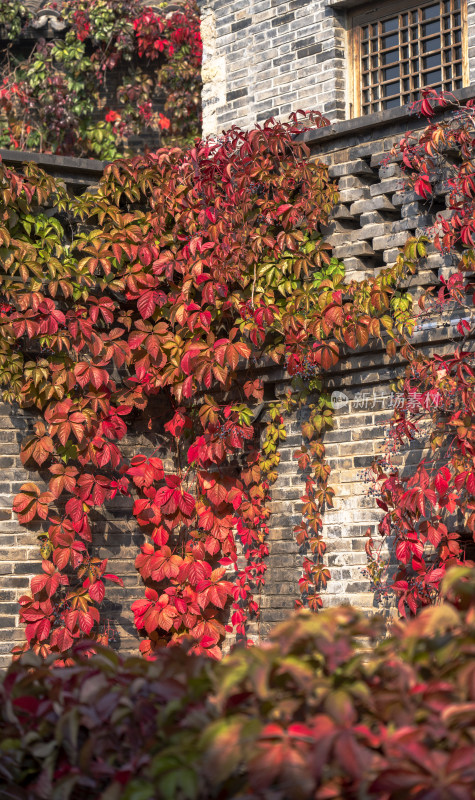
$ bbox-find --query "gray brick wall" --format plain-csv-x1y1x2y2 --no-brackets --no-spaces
244,99,473,633
199,0,346,136
0,402,160,669
199,0,475,135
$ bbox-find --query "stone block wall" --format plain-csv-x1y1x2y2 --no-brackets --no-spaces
302,101,452,282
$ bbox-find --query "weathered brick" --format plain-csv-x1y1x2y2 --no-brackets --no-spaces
333,241,375,258
329,160,376,178
370,177,404,196
373,231,410,250
349,195,397,215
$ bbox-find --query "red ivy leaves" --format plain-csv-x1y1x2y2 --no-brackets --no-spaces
13,484,54,524
156,476,195,518
4,105,408,660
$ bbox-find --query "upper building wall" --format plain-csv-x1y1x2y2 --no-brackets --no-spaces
199,0,346,135
198,0,475,136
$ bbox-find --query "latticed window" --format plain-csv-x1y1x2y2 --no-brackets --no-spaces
350,0,468,116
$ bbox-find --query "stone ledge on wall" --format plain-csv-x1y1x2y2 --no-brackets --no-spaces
0,148,107,192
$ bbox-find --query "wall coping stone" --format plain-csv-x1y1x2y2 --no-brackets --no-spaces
0,148,107,175
0,149,108,189
298,85,475,147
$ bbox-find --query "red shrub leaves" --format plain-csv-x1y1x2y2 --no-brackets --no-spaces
2,568,475,799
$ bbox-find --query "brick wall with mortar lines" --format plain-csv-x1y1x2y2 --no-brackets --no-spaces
253,102,469,635
304,105,448,281
199,0,475,137
198,0,347,137
0,397,181,669
250,384,394,639
256,326,459,638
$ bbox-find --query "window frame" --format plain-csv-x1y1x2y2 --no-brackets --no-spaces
349,0,469,118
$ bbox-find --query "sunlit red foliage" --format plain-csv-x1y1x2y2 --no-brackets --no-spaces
368,91,475,614
0,110,407,659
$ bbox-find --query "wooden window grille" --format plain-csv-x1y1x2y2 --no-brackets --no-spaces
350,0,468,116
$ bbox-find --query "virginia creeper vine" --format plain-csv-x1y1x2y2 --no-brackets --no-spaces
367,91,475,615
0,111,412,660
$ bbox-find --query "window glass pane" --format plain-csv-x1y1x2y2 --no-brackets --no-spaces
421,4,440,19
422,20,440,36
381,16,399,32
362,26,369,40
401,46,409,59
362,42,369,55
423,67,442,84
455,62,462,76
384,96,401,109
402,13,408,25
412,42,419,55
455,46,462,60
423,35,441,51
382,80,399,96
410,26,418,39
444,64,452,78
454,29,461,43
453,12,461,25
413,74,420,88
383,65,400,81
423,52,442,69
382,32,399,48
403,78,410,90
402,29,408,42
382,49,399,64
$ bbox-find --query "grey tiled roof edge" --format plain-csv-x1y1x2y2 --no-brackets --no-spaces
4,1,186,35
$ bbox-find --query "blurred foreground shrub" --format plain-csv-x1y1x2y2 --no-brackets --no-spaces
1,566,475,800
